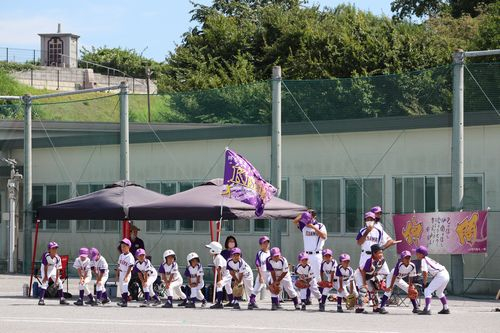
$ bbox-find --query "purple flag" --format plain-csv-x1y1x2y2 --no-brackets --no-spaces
222,149,277,217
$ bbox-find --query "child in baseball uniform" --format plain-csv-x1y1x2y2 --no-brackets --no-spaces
73,247,94,306
37,241,69,306
379,250,419,314
227,247,254,310
248,236,270,310
159,249,187,308
318,248,337,312
335,253,357,313
416,246,450,315
117,238,135,307
353,244,390,314
266,247,300,311
295,252,321,311
184,252,207,308
134,249,161,307
206,241,234,309
89,247,110,306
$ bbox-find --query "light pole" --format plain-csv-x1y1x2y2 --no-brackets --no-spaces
145,67,152,123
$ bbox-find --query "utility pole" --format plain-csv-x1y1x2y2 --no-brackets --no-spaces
22,94,32,274
145,67,152,123
119,82,130,181
270,66,282,249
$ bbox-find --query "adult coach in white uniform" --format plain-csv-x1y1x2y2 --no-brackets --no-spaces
293,210,327,279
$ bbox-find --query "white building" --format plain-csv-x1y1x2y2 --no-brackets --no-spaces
0,112,499,294
39,24,79,68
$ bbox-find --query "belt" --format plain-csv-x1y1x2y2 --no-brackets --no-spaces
362,250,372,254
305,251,320,254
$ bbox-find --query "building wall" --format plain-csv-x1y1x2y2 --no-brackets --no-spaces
5,124,500,294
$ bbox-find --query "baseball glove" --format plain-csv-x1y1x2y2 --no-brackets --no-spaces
268,282,281,295
295,279,309,289
232,283,244,298
318,281,333,289
408,285,418,300
345,293,356,310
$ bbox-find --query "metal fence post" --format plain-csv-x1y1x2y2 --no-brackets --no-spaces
270,66,282,249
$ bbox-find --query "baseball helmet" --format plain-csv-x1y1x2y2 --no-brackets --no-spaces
187,252,199,264
370,244,383,253
205,241,223,255
163,249,176,261
416,246,428,256
47,241,59,250
339,253,351,262
322,249,333,257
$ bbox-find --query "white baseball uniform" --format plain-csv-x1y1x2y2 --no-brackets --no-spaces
134,259,158,295
159,261,186,299
213,254,232,294
73,256,92,295
356,226,392,267
227,258,254,298
40,252,63,291
266,256,297,299
298,220,327,279
117,252,135,294
319,259,337,296
421,256,449,299
252,249,270,296
184,263,205,300
91,256,109,293
383,261,418,298
295,263,321,300
354,256,390,305
334,265,358,298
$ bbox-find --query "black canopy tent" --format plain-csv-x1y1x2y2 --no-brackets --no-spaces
33,179,307,296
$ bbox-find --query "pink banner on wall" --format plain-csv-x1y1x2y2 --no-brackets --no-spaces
393,211,488,254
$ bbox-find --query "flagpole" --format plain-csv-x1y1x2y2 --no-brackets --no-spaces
270,66,282,249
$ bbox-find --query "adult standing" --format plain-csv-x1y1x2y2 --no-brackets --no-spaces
370,206,384,230
221,235,237,261
130,224,145,258
293,210,327,279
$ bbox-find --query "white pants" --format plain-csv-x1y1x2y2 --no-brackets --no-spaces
358,252,371,269
333,280,358,298
40,272,63,290
425,270,450,299
216,274,233,294
189,281,205,300
307,253,322,279
95,273,109,292
252,271,269,296
270,275,297,299
383,271,410,298
299,278,321,300
119,271,130,294
238,271,254,298
166,278,186,299
143,272,158,295
78,275,92,294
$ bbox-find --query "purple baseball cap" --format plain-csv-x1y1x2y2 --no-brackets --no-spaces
270,247,281,257
339,253,351,262
400,250,412,259
135,248,146,257
259,236,270,244
322,249,333,257
300,211,313,224
90,248,100,260
47,241,59,250
298,252,309,261
120,238,132,247
364,211,376,220
416,246,428,256
79,247,89,257
231,247,242,256
370,206,382,214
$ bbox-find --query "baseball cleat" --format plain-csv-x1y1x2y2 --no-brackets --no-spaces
301,303,306,311
201,300,207,308
355,308,368,314
373,308,380,313
418,309,431,315
101,298,111,305
152,299,162,306
177,299,188,307
294,304,301,310
319,303,325,312
379,307,388,314
162,302,173,308
140,301,150,307
60,299,70,305
337,306,344,313
38,299,45,306
85,299,94,305
271,303,278,311
210,303,224,309
248,303,258,310
91,300,101,306
233,303,241,310
412,308,419,313
74,299,84,306
305,299,312,305
438,308,450,314
185,302,196,308
117,301,127,307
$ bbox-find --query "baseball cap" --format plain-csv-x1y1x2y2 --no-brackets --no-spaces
79,247,89,257
300,211,313,224
370,206,382,214
231,247,242,256
298,252,309,261
47,241,59,250
322,249,333,257
135,248,146,257
120,238,132,247
339,253,351,262
90,248,100,260
400,250,412,259
364,212,376,220
259,236,270,244
416,246,428,256
270,247,281,257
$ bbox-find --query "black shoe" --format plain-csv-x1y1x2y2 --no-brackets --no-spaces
117,301,127,307
305,299,312,305
210,303,224,309
185,302,196,308
140,300,150,307
162,302,173,308
373,308,380,313
301,303,306,311
295,303,301,310
74,299,84,306
38,299,45,306
178,299,188,307
379,307,388,314
418,309,431,315
152,299,162,306
85,299,94,305
277,303,283,309
412,308,419,314
201,300,207,308
60,299,70,305
233,303,241,310
91,300,101,307
337,306,344,313
224,302,235,308
248,302,258,310
101,298,110,305
271,303,278,311
356,308,368,314
319,303,325,312
438,308,450,314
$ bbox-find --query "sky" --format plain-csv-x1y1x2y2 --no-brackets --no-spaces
0,1,394,61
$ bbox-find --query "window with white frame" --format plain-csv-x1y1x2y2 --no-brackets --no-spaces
304,177,383,234
393,175,483,213
32,184,71,231
75,183,119,232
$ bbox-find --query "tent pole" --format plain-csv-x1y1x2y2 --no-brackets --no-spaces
122,219,130,240
28,219,40,297
209,220,214,242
